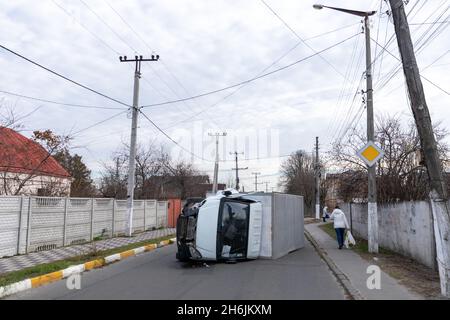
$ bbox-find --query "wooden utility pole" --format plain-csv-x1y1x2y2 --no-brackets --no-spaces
230,151,248,191
389,0,450,297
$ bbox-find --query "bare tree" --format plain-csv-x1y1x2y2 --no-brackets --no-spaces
280,150,316,216
99,142,205,200
329,115,449,202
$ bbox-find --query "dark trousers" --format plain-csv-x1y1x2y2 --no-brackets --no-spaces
335,228,345,248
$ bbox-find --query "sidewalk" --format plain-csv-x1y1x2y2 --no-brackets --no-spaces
305,222,422,300
0,228,175,274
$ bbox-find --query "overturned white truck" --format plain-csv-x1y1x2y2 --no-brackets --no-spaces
176,190,304,262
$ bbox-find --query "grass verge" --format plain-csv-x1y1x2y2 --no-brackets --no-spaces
318,222,442,299
0,234,174,288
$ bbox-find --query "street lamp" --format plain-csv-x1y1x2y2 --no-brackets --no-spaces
313,4,379,253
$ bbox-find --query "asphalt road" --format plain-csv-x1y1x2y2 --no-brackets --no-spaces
8,240,346,300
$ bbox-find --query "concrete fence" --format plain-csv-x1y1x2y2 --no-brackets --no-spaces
0,196,168,258
341,201,438,269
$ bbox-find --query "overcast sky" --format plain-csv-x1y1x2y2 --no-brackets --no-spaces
0,0,449,191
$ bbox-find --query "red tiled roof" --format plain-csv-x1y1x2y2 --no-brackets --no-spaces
0,127,71,178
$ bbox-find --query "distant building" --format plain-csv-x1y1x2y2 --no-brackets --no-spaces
141,174,224,199
0,127,71,196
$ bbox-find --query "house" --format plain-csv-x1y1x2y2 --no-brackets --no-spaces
0,127,71,196
136,174,225,199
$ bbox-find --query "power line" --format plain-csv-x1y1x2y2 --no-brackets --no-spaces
84,0,195,120
72,109,128,136
139,110,213,162
141,33,359,108
259,0,348,81
303,22,361,41
370,37,450,95
0,44,131,108
52,0,170,102
155,20,362,132
51,0,121,55
0,89,124,110
102,0,221,128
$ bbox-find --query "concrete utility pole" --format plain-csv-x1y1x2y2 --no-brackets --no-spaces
230,151,248,191
315,137,320,220
209,132,227,193
120,55,159,237
313,4,378,253
389,0,450,297
252,172,261,192
364,13,379,254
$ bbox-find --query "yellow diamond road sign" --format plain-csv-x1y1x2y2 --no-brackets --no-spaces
357,141,384,167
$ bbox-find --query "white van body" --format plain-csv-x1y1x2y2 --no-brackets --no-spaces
176,191,303,261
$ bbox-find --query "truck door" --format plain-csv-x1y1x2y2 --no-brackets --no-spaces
218,200,250,260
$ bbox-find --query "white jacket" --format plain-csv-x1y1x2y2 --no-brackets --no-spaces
329,209,349,229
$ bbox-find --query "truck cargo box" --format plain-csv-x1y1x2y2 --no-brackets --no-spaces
242,192,305,259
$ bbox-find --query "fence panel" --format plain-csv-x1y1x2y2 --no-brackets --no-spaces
114,200,127,236
133,200,145,233
93,198,114,239
65,198,91,246
145,200,157,229
28,197,65,252
156,201,168,227
0,196,168,258
0,196,22,257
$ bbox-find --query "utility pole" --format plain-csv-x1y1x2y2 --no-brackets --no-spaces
209,132,227,193
230,151,248,191
252,172,261,191
120,54,159,237
389,0,450,297
313,4,378,253
364,14,379,254
263,181,270,193
315,137,320,220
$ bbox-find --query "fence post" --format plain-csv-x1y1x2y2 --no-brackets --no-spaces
16,195,25,255
111,199,116,237
25,196,33,254
63,197,68,246
155,201,159,228
350,201,353,234
143,200,147,231
90,198,95,241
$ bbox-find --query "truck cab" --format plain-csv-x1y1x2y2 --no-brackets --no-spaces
176,191,262,262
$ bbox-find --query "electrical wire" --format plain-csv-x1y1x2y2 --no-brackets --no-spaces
371,37,450,95
259,0,349,81
71,109,128,136
0,89,125,110
141,33,360,108
0,44,131,108
139,110,213,162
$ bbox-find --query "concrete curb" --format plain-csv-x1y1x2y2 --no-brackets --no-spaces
0,237,176,299
304,230,365,300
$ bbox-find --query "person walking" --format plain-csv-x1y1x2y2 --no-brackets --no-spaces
322,206,329,222
329,205,350,249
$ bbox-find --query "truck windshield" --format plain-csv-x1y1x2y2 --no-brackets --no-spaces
220,200,249,259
